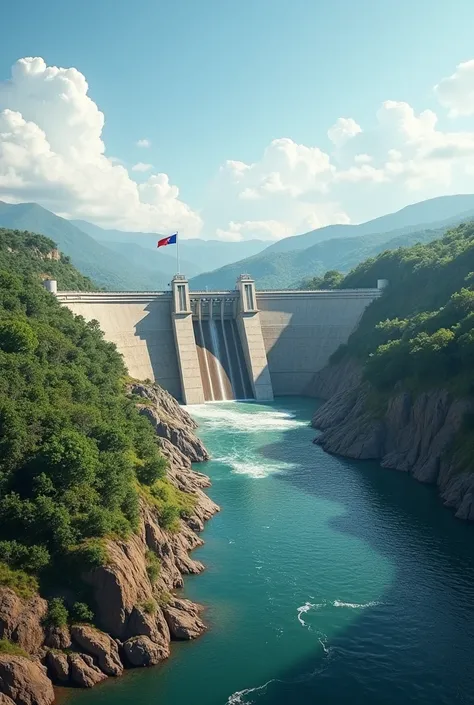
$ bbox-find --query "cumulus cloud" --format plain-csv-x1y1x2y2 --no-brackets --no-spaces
0,58,200,234
434,59,474,117
136,138,151,148
2,56,474,244
209,68,474,240
132,162,153,172
354,153,372,164
327,117,362,147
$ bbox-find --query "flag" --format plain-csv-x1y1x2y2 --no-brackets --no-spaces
157,233,177,248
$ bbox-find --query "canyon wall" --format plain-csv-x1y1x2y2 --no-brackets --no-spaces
310,359,474,521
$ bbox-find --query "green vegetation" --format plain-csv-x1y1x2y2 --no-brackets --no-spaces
45,598,69,628
145,550,161,584
0,228,95,291
301,270,344,290
71,601,94,623
334,221,474,396
0,639,29,658
0,562,38,599
141,477,197,533
141,598,157,615
0,230,190,605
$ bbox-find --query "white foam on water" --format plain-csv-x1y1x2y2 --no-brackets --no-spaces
226,680,274,704
333,600,380,609
297,598,381,629
226,654,334,704
189,404,306,434
215,453,296,479
297,602,315,627
317,631,331,655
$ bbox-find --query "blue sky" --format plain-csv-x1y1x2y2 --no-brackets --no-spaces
2,0,474,239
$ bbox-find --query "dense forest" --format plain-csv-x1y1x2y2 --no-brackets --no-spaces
0,229,189,619
332,221,474,397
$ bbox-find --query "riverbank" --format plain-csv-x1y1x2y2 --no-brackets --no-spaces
310,359,474,521
0,383,219,705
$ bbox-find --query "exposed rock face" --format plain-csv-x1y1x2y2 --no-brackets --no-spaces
0,589,47,654
45,651,69,684
163,598,206,640
71,625,123,676
68,654,107,688
43,626,71,651
0,655,54,705
122,635,168,667
307,356,362,400
129,382,210,462
0,693,16,704
312,359,474,520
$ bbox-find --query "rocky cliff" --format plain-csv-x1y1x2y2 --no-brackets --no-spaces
0,383,218,705
311,359,474,521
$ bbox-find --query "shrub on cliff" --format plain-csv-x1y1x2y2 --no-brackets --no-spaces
45,598,69,628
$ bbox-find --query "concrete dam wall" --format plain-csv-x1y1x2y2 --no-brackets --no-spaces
55,276,382,404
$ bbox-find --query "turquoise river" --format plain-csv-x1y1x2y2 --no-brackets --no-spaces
69,397,474,705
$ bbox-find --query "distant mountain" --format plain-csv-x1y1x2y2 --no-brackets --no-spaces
71,219,268,272
0,201,170,290
263,194,474,255
94,240,202,279
190,204,474,291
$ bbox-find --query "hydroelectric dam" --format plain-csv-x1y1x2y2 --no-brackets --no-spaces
49,275,385,404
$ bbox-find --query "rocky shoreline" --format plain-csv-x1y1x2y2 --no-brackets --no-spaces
310,359,474,521
0,384,219,705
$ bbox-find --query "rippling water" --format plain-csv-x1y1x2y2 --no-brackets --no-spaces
68,398,474,705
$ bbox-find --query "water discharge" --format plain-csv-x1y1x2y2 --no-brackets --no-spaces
68,397,474,705
208,318,228,400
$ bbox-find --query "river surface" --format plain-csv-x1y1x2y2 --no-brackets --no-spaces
69,397,474,705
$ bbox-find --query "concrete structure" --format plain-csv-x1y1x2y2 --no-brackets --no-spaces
171,275,205,405
236,275,274,401
257,288,381,396
54,277,382,403
43,279,57,294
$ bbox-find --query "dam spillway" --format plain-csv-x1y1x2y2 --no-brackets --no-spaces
54,274,383,404
193,318,253,401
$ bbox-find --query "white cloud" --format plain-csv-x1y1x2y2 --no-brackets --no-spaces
209,67,474,240
354,153,372,164
207,137,346,241
0,58,201,235
136,138,151,148
2,56,474,245
434,59,474,117
327,117,362,147
132,162,153,172
216,220,292,242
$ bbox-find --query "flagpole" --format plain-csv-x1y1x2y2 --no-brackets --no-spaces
176,231,180,274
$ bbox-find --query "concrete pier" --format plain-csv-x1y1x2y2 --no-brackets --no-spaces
236,275,274,402
171,275,205,405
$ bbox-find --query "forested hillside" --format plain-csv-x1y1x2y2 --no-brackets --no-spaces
335,221,474,395
0,228,95,291
0,201,170,290
0,231,189,615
